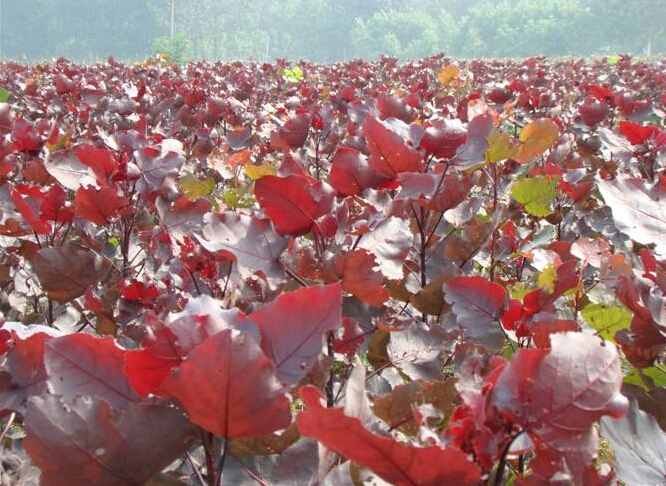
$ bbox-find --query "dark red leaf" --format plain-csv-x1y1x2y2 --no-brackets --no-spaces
24,395,195,486
444,276,509,349
44,334,139,408
251,283,342,384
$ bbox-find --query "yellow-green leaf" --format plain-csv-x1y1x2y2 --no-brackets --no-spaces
537,264,557,294
486,129,518,164
245,163,275,180
624,366,666,391
511,176,559,217
581,303,631,342
178,175,216,200
515,118,559,163
222,188,254,209
0,87,10,103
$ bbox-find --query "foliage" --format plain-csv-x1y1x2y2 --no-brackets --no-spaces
0,53,665,485
1,0,665,62
153,33,191,64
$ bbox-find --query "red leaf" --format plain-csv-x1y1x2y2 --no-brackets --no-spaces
493,332,628,483
597,176,666,257
270,112,311,151
296,386,481,486
251,283,342,384
74,186,128,225
11,184,51,234
44,334,139,408
24,396,195,486
579,96,609,127
254,174,334,236
444,276,509,349
161,329,291,438
329,146,384,196
119,280,160,303
75,144,117,183
125,308,257,397
530,319,580,348
0,327,58,414
420,118,467,159
363,116,422,178
32,245,111,303
40,184,74,223
337,249,389,307
619,121,658,145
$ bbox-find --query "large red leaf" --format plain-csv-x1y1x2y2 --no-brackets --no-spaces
363,116,422,179
420,118,467,159
443,276,509,350
32,245,112,303
270,112,311,151
296,386,481,486
329,146,384,196
74,186,128,225
125,307,257,397
251,283,342,384
197,212,288,282
0,325,59,414
24,395,195,486
597,176,666,257
40,184,74,223
254,174,334,236
619,121,658,145
134,144,185,194
44,334,139,408
492,332,629,483
160,329,291,438
75,143,117,183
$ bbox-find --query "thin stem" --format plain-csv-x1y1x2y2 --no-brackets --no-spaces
189,269,202,296
0,413,16,444
186,452,207,486
214,437,229,486
326,333,335,407
286,268,307,287
493,432,523,486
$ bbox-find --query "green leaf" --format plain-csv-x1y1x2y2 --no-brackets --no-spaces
178,175,216,200
606,55,620,65
0,87,11,103
581,303,631,342
222,188,254,209
511,176,559,217
283,66,304,84
624,366,666,391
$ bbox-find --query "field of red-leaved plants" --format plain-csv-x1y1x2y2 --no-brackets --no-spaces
0,53,665,485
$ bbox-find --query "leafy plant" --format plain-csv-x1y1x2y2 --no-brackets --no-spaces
0,53,664,486
152,32,190,64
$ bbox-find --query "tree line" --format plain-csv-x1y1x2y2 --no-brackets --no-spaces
0,0,663,62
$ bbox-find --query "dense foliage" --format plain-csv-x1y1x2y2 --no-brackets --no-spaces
1,0,665,62
0,53,665,485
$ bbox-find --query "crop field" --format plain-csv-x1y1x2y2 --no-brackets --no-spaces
0,54,665,485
